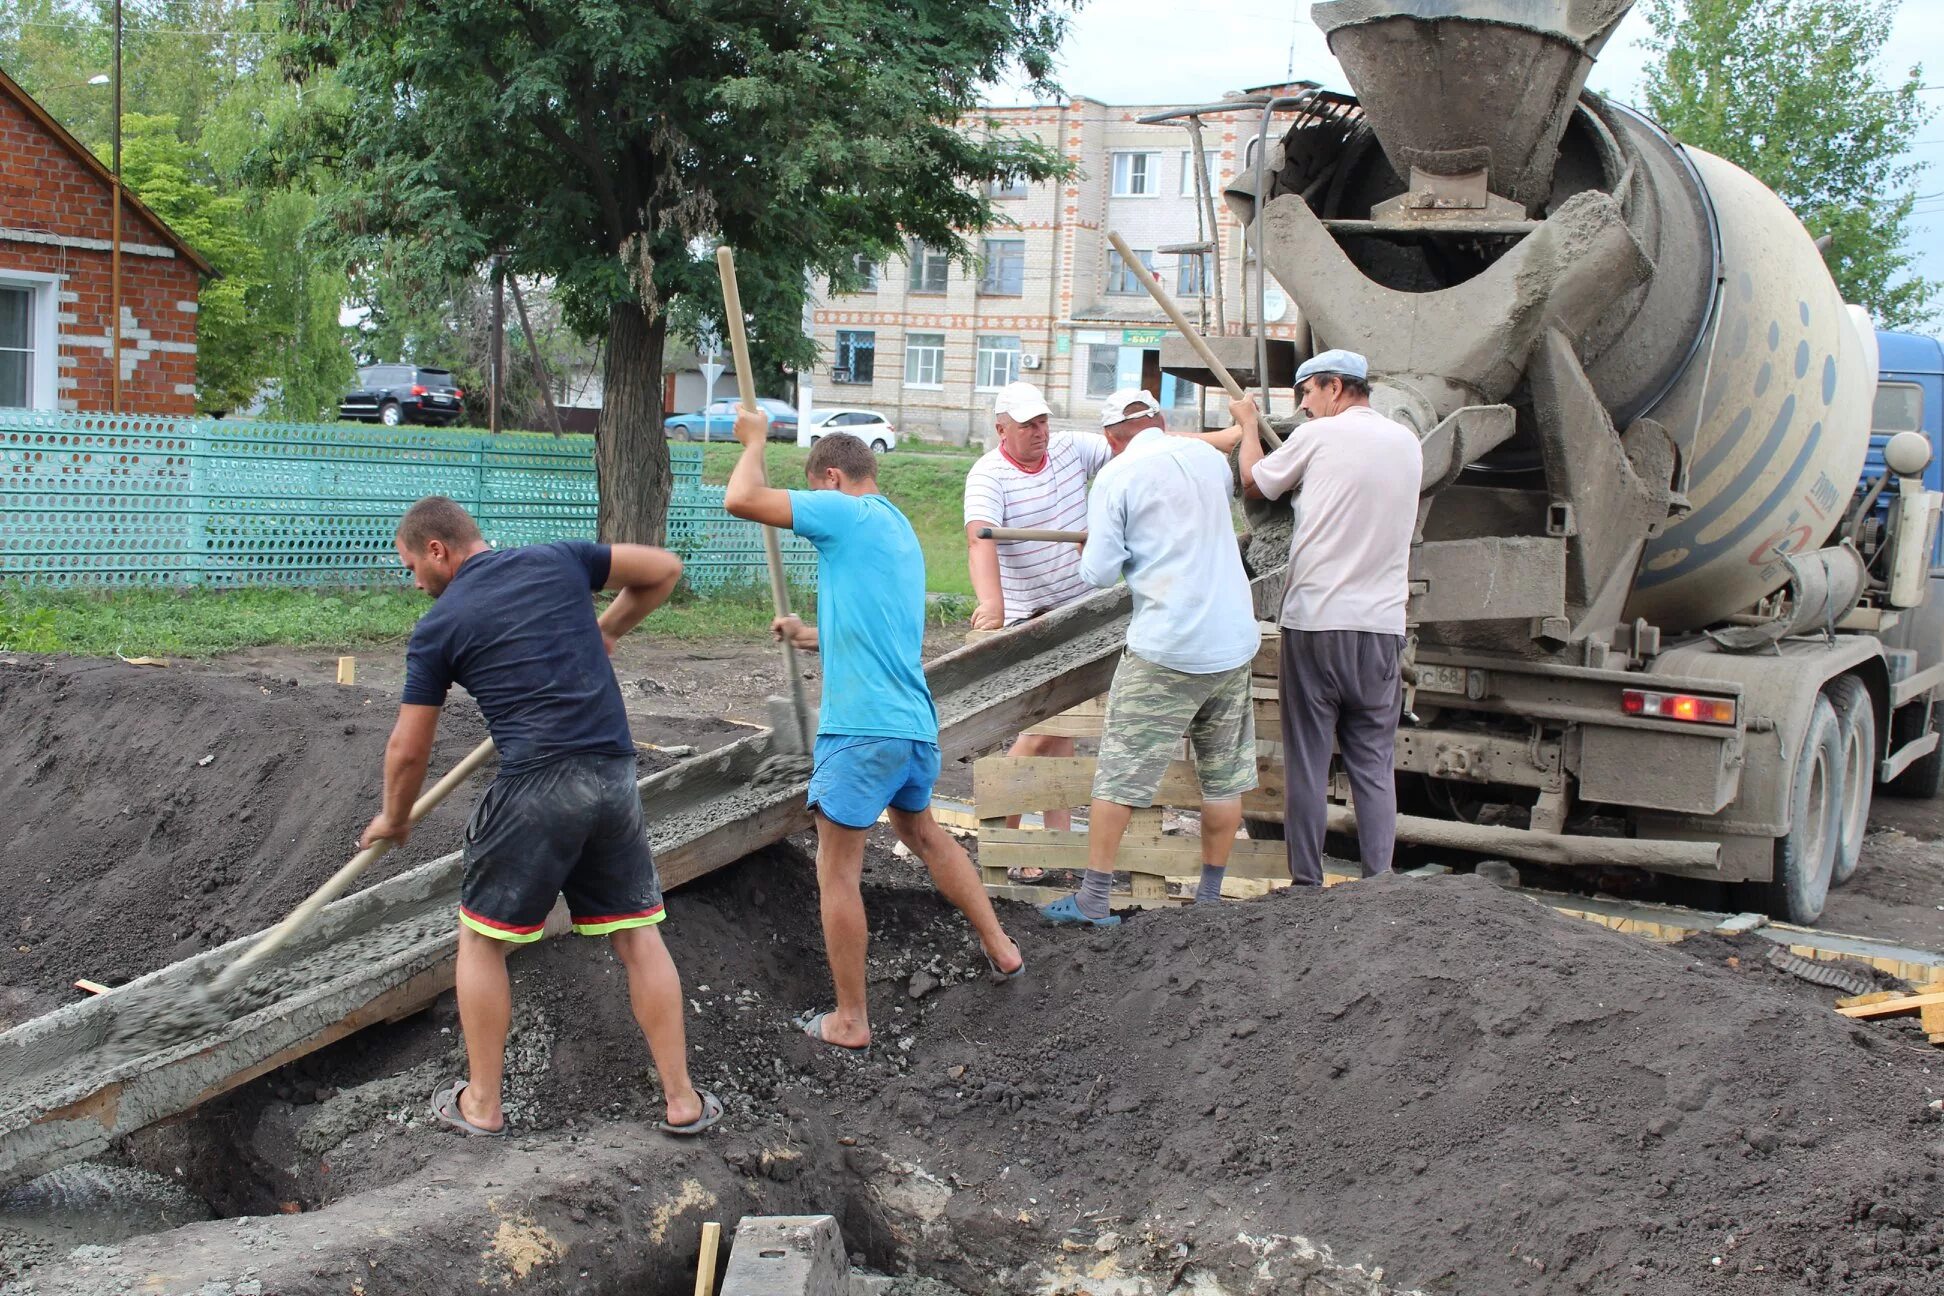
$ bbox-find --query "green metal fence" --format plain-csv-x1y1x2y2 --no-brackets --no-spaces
0,410,814,591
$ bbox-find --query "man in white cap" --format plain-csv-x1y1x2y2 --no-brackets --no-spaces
963,380,1110,854
1038,389,1261,925
1236,349,1422,887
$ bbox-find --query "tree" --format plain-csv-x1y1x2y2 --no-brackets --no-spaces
273,0,1072,541
1643,0,1937,328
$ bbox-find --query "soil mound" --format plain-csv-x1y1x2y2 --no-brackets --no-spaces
0,658,488,1011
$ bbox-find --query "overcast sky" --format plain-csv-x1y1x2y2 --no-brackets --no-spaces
997,1,1943,330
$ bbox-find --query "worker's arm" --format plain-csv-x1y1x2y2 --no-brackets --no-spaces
721,407,794,528
1077,480,1128,589
1235,396,1270,499
772,614,819,652
596,544,684,653
359,703,442,848
965,522,1006,630
1176,425,1244,454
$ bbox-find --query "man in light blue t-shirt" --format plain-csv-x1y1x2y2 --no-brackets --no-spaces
724,408,1024,1049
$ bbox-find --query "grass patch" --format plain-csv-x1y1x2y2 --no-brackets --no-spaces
698,442,979,597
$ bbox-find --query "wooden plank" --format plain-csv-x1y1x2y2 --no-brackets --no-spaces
1920,1000,1944,1045
336,655,357,686
1835,990,1903,1009
1834,990,1944,1019
974,756,1284,820
976,829,1287,879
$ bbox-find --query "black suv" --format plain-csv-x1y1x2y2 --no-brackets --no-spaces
339,365,466,427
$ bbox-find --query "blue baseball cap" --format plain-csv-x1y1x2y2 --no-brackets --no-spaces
1294,348,1369,385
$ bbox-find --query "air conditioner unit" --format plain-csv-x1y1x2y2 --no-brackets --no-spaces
831,369,857,384
1019,353,1043,370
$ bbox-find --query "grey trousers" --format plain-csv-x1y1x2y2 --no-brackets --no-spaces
1279,628,1403,886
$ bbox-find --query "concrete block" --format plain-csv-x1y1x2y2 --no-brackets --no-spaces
721,1215,847,1296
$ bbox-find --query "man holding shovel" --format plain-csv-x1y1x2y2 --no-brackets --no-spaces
723,408,1025,1050
363,496,720,1138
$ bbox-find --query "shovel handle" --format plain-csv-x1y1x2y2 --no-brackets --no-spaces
214,737,498,991
978,526,1087,543
716,245,814,751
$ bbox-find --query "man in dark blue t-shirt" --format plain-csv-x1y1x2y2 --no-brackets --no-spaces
724,410,1024,1052
361,495,720,1138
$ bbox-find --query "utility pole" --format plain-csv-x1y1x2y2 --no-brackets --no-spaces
488,256,504,434
110,0,122,414
506,275,564,436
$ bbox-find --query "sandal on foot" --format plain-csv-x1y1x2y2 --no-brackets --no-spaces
796,1010,869,1052
1038,895,1121,927
431,1079,506,1137
985,937,1027,983
657,1090,724,1137
1005,866,1048,883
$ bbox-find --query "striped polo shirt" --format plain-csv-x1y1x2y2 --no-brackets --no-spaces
963,432,1113,625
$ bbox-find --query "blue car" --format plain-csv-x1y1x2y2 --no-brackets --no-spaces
664,397,798,442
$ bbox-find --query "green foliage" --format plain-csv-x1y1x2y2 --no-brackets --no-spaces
1643,0,1938,328
272,0,1076,536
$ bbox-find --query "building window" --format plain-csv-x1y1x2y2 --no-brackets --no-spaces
1176,252,1212,297
839,255,878,294
1111,151,1160,197
1172,375,1200,407
1107,247,1155,294
979,239,1026,296
834,330,876,384
904,332,945,387
1180,150,1220,198
988,174,1028,199
1086,344,1120,398
976,335,1022,390
0,278,57,411
907,243,949,294
1873,381,1924,435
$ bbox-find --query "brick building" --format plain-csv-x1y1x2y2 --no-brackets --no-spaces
807,89,1312,443
0,67,210,415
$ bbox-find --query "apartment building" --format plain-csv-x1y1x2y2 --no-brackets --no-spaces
807,89,1311,443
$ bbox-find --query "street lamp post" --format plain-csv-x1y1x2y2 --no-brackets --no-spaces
111,0,123,414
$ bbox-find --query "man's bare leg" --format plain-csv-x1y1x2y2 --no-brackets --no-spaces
608,924,704,1126
454,923,514,1131
1071,797,1136,920
888,807,1023,974
1195,796,1244,903
811,814,873,1048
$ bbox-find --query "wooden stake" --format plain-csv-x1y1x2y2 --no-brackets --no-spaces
693,1220,722,1296
74,980,109,996
336,656,356,686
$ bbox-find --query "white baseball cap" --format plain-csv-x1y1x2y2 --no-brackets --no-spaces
993,381,1051,423
1100,388,1161,427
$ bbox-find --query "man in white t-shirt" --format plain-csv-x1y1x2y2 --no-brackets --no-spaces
963,381,1114,843
1237,349,1422,888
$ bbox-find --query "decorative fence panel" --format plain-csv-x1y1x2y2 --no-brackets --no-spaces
0,411,813,591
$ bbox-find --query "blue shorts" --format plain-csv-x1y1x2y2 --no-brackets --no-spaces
806,735,941,829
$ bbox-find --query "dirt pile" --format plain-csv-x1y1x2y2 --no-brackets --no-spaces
0,657,488,1014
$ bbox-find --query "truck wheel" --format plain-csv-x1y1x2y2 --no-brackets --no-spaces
1884,702,1944,799
1825,675,1874,887
1766,694,1842,925
379,401,403,427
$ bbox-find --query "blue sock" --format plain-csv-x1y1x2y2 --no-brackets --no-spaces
1076,869,1114,920
1195,865,1227,904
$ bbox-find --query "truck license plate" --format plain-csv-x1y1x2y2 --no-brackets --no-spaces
1415,664,1467,695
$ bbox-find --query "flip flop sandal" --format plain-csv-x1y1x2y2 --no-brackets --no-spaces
796,1009,870,1052
985,937,1027,983
1038,895,1122,927
431,1079,506,1137
657,1090,725,1137
1006,866,1048,883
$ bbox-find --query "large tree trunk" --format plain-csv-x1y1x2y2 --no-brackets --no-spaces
595,302,670,543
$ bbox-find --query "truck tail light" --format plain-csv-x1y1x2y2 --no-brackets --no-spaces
1622,689,1737,725
453,388,464,399
410,384,428,396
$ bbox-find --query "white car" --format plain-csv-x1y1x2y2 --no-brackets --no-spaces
800,407,898,453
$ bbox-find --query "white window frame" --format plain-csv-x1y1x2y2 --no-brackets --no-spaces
979,238,1026,296
907,243,949,294
904,332,946,389
1111,151,1160,197
975,335,1022,390
1107,247,1156,294
1176,251,1212,297
1180,150,1220,197
0,270,62,412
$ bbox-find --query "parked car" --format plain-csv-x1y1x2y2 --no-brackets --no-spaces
339,365,466,426
801,407,898,453
663,397,798,442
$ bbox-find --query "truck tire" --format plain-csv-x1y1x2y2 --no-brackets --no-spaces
1884,702,1944,799
379,401,403,427
1766,694,1843,925
1825,675,1874,887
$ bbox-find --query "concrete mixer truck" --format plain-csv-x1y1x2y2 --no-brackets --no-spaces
1167,0,1944,925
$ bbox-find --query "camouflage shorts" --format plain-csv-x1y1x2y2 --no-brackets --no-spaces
1093,652,1257,808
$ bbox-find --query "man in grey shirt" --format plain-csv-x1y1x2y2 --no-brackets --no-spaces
1237,350,1423,886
